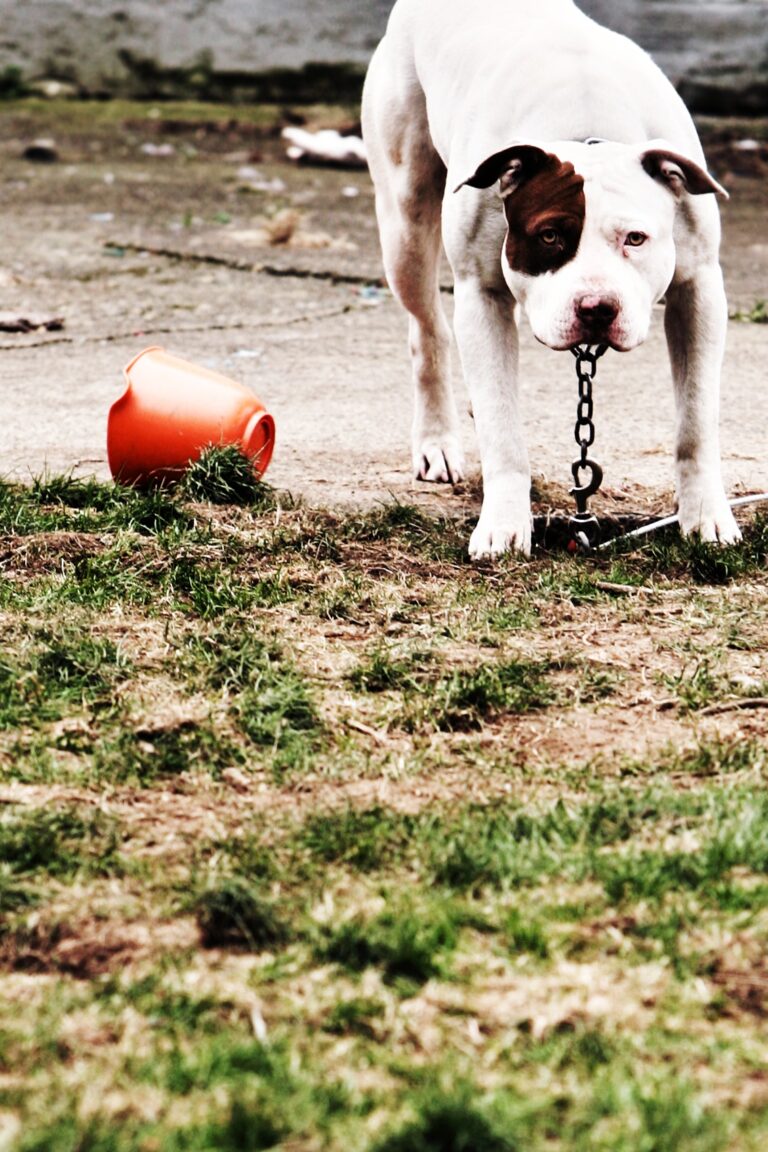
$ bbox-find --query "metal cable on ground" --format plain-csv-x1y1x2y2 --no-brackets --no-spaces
598,492,768,549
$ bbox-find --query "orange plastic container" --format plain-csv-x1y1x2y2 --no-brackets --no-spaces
107,346,275,486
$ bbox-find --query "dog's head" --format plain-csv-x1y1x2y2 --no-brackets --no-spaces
456,140,726,351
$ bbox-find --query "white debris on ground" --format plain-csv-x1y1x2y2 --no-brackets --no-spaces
282,126,367,168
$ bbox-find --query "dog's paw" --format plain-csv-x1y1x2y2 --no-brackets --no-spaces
678,493,741,545
469,514,532,559
414,436,465,485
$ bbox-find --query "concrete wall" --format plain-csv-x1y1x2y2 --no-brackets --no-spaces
582,0,768,113
0,1,765,112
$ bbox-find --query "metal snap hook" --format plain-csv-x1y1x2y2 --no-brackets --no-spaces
570,456,603,515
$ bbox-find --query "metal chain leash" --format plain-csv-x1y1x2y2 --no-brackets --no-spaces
569,343,608,550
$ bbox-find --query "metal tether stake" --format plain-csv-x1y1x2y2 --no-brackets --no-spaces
569,343,608,551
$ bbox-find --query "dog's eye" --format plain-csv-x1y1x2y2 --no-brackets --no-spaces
538,228,560,246
625,231,648,247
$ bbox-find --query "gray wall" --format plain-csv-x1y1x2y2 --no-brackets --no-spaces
583,0,767,113
0,1,765,112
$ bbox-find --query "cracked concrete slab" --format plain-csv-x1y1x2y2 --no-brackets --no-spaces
0,104,766,526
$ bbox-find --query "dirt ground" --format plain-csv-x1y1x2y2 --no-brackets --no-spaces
0,103,766,522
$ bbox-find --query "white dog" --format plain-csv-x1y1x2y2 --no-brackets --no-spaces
362,0,740,556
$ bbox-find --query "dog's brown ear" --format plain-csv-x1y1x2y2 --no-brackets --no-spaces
454,144,551,194
640,144,729,199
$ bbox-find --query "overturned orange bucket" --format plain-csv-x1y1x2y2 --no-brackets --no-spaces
107,346,275,486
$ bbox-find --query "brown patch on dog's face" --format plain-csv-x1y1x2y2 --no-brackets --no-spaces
502,155,585,275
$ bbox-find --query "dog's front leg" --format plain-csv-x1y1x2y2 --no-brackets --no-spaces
452,277,532,557
664,260,740,545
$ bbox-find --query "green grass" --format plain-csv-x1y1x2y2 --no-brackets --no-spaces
0,807,125,879
92,718,244,785
322,995,386,1037
182,444,277,508
0,474,194,536
0,626,131,729
731,299,768,324
0,94,360,132
1,472,768,1150
660,658,767,713
193,779,768,914
194,877,293,950
316,894,463,988
348,648,556,730
340,501,470,564
607,516,768,582
299,806,420,872
371,1088,518,1152
414,658,556,730
502,907,551,959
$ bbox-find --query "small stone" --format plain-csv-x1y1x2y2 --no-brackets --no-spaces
29,79,78,100
222,767,252,793
22,138,59,163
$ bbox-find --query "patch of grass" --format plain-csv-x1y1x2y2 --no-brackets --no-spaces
731,299,768,324
502,907,550,959
317,894,462,988
480,600,539,637
0,807,125,880
15,1048,302,1151
348,646,429,694
191,1093,289,1151
13,1113,124,1152
610,516,768,583
322,995,386,1037
164,554,262,617
424,791,708,892
661,659,726,712
175,625,322,774
299,806,419,872
0,626,130,729
570,1070,727,1152
230,648,320,754
561,570,615,605
661,660,766,713
269,791,705,894
195,877,292,951
0,474,194,536
234,677,320,766
409,658,555,732
97,974,230,1038
621,907,695,977
201,784,768,915
182,444,276,508
449,581,540,641
341,502,469,563
0,66,29,100
535,1024,616,1074
0,95,354,131
425,802,581,891
29,628,127,700
597,791,768,905
205,833,284,885
158,1043,358,1149
93,718,243,785
314,572,374,621
183,626,282,692
0,865,37,915
44,543,160,610
372,1087,517,1152
669,737,766,778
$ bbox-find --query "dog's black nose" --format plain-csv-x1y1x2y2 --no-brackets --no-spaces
576,293,620,326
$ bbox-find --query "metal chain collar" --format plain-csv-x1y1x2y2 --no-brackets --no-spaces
569,343,608,550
